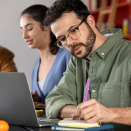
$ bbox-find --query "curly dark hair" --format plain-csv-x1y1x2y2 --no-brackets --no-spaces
21,4,58,55
44,0,90,26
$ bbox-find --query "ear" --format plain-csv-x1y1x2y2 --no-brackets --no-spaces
86,15,96,28
44,26,50,31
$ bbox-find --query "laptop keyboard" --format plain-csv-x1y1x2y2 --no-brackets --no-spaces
39,121,57,125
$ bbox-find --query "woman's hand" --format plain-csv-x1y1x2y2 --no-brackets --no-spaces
31,90,40,102
34,102,45,107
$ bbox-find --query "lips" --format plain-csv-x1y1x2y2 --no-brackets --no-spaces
74,46,81,53
26,40,33,45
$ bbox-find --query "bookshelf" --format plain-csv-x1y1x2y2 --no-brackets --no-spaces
88,0,131,40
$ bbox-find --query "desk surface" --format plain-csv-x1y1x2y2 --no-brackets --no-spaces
9,125,50,131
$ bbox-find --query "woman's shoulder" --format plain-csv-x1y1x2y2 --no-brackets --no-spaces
56,48,71,64
57,48,71,57
33,57,40,68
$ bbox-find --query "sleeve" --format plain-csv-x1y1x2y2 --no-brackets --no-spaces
45,56,77,118
31,58,39,93
0,47,17,72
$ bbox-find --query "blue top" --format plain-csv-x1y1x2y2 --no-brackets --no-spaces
31,48,71,104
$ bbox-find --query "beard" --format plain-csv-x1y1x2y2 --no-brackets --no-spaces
69,25,96,59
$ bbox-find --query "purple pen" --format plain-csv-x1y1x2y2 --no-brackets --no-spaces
76,78,90,119
83,78,90,102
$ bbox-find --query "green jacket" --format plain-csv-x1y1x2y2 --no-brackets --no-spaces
46,28,131,131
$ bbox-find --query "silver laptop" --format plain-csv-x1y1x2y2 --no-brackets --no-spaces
0,72,59,127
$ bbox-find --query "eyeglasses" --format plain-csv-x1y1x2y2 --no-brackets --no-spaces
54,16,87,48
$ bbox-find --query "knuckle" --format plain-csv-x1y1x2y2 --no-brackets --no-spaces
91,99,96,103
97,112,102,119
95,103,99,107
79,104,83,110
84,115,88,120
81,109,85,115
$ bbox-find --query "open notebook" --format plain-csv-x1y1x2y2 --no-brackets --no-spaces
58,118,101,128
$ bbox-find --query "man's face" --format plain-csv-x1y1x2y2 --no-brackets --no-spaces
51,12,96,59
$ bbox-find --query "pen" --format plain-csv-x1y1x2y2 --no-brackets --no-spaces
75,78,90,119
83,78,90,102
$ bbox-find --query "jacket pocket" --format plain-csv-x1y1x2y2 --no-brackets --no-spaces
99,83,124,107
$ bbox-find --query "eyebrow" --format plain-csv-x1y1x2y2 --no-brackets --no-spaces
20,23,34,29
57,25,77,39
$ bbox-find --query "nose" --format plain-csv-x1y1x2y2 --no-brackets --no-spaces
22,31,29,39
66,37,75,47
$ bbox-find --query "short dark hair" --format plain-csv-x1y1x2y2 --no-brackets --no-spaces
44,0,90,26
21,4,58,55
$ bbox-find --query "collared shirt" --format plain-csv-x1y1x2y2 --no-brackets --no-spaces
46,28,131,131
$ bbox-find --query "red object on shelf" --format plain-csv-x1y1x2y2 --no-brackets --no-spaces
123,35,130,39
88,0,131,40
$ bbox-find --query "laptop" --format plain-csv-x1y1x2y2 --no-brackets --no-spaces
0,72,59,127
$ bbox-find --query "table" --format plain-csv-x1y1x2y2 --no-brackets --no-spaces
9,125,51,131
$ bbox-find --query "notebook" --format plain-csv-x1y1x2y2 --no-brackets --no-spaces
51,124,114,131
58,118,101,128
0,72,59,127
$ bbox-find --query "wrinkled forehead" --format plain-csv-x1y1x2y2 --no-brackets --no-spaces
50,12,80,39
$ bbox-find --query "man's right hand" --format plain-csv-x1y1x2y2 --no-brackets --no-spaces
31,90,40,102
57,105,77,119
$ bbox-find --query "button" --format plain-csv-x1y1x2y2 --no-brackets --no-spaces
92,90,95,93
101,53,104,55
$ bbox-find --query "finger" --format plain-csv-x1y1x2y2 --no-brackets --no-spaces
34,90,37,94
72,105,81,119
38,103,45,107
76,99,97,116
34,103,40,107
34,102,40,106
83,110,96,121
87,115,100,123
72,114,79,120
31,92,35,96
80,103,96,118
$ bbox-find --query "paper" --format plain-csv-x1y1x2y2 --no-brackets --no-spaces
58,118,100,128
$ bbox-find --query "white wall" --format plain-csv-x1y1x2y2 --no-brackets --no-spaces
0,0,87,88
82,0,88,6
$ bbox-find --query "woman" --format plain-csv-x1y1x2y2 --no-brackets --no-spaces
20,4,71,107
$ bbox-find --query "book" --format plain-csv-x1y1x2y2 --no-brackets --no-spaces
123,19,130,36
51,123,114,131
58,118,100,128
51,126,84,131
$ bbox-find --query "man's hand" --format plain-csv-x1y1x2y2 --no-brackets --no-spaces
31,90,40,102
57,105,77,119
34,102,45,107
72,99,116,123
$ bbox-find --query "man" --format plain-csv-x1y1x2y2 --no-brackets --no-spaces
44,0,131,130
0,45,17,72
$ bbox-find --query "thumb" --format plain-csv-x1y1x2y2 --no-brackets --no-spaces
34,90,38,94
